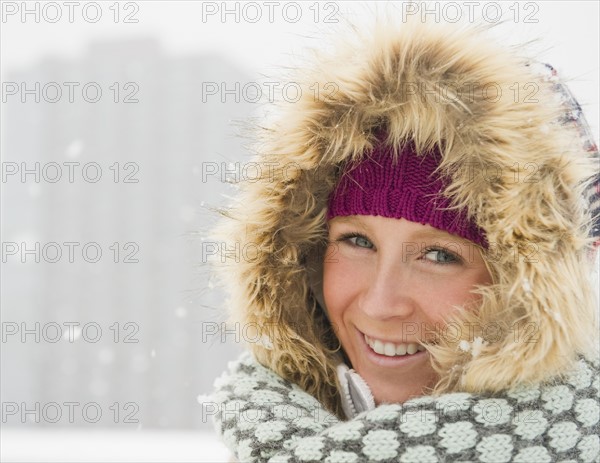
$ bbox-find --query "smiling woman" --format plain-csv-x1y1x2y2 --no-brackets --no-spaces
206,12,600,463
322,141,494,409
324,215,493,405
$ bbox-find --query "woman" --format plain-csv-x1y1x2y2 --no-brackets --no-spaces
207,15,600,463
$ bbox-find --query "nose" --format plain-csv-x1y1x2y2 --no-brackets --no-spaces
358,263,417,321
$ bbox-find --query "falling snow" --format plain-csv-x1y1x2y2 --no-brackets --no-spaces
471,337,486,357
458,337,487,357
65,139,83,158
259,334,273,350
175,307,188,318
458,340,471,352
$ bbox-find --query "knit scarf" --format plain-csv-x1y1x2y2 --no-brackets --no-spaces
206,351,600,462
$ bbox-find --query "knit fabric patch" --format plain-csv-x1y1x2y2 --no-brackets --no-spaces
206,352,600,462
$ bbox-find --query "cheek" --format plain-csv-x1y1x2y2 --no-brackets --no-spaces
323,255,345,316
423,274,488,323
322,249,362,323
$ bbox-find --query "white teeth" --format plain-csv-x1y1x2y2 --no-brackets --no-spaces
364,334,424,357
372,339,384,354
384,343,396,356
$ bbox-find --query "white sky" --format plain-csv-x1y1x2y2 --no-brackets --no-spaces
1,0,599,135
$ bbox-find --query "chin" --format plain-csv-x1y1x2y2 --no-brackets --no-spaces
359,369,439,405
371,383,429,404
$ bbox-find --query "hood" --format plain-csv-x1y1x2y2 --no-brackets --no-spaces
210,17,600,417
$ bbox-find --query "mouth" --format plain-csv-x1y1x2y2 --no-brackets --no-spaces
364,334,426,357
357,329,428,366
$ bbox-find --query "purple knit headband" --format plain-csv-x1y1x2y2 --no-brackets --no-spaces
326,142,487,248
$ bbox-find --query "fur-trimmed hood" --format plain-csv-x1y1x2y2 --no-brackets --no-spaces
210,17,600,417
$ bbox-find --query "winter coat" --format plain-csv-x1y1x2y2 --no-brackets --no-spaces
207,16,600,463
211,352,599,462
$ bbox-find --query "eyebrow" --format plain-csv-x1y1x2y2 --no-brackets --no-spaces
331,216,366,226
331,216,471,246
412,228,461,242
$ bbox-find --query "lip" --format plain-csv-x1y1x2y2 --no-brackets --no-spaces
356,327,428,367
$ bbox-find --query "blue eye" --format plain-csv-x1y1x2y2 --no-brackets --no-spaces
349,235,373,249
423,248,460,264
336,233,374,249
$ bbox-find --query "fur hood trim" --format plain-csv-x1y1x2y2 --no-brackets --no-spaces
211,17,600,417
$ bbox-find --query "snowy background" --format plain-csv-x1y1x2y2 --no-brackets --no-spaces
1,1,598,461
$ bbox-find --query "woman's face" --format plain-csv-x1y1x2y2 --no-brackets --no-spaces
323,215,492,404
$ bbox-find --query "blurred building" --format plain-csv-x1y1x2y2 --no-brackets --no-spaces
1,38,254,429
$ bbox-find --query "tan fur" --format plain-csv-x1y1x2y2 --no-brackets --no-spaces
209,16,599,417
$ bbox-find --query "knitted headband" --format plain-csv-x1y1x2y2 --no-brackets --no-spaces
326,63,600,250
326,141,487,248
